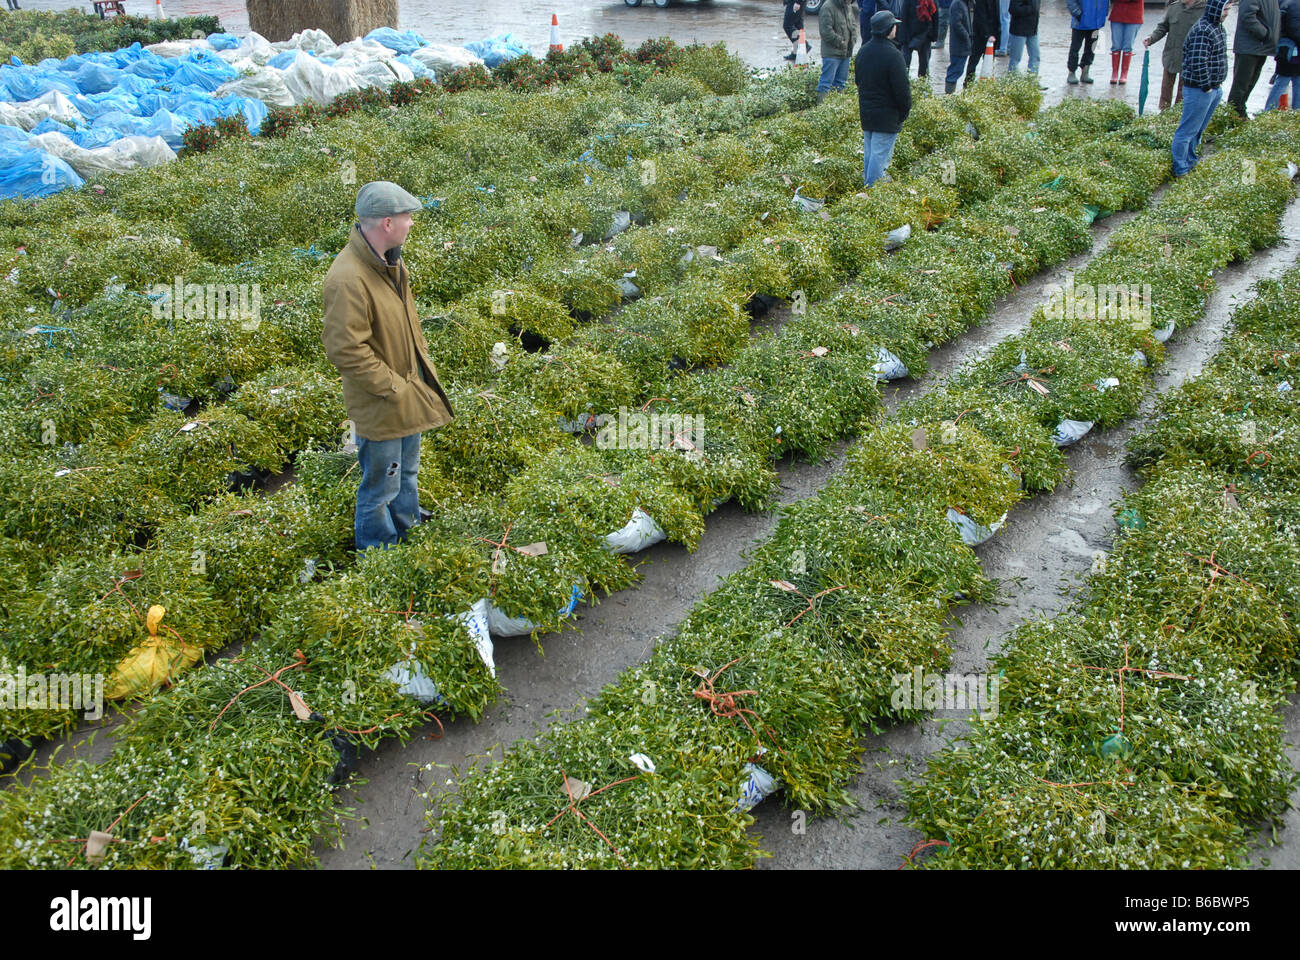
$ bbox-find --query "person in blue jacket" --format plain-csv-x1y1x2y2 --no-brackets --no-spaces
1067,0,1110,83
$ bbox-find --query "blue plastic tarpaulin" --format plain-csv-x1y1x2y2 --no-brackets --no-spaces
0,150,84,200
462,34,530,69
366,27,426,55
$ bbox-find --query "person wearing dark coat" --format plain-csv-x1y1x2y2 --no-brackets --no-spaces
1227,0,1282,114
946,0,974,91
1264,0,1300,107
856,9,912,186
1006,0,1040,72
782,0,811,61
901,0,940,75
965,0,1001,83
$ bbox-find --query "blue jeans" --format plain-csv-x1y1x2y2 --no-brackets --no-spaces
1265,72,1299,109
1171,85,1221,176
1006,33,1039,73
818,56,851,92
945,48,966,87
1110,21,1139,53
863,129,899,185
355,432,421,550
998,0,1010,52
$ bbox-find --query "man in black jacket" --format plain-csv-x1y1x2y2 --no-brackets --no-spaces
965,0,1001,83
856,10,913,186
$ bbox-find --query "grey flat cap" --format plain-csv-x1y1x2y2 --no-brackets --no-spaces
355,181,422,218
870,9,898,34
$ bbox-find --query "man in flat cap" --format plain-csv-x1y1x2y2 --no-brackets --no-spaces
322,181,455,551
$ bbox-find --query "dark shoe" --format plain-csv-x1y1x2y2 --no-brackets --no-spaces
783,52,796,61
1067,69,1078,84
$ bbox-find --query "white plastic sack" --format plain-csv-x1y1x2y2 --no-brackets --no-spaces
446,599,495,678
603,507,667,554
384,620,451,704
603,211,632,241
280,52,362,105
144,38,213,58
884,222,912,251
336,38,401,60
216,69,296,109
1130,349,1148,367
27,132,175,179
408,42,483,74
484,602,540,638
385,660,447,705
618,273,641,300
946,508,1006,547
1153,320,1175,344
1053,418,1095,446
792,187,824,213
0,90,83,131
273,29,338,57
872,346,909,381
735,762,779,812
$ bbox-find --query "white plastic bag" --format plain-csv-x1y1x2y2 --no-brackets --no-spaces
273,29,338,57
1153,320,1175,344
280,52,362,105
603,507,667,554
216,69,297,109
27,132,174,179
735,762,779,812
0,90,83,131
603,211,632,240
884,223,912,251
1053,418,1095,446
408,42,484,75
872,346,909,381
946,508,1006,546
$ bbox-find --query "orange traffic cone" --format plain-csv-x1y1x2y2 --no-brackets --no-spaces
549,13,562,52
979,35,995,79
154,0,166,18
1281,92,1291,111
795,27,808,65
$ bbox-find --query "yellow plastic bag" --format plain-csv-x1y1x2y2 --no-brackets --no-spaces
104,605,203,701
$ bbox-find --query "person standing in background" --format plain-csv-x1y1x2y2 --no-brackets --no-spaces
818,0,860,102
1110,0,1145,83
857,10,912,185
1007,0,1041,72
783,0,811,61
1228,0,1281,114
936,0,953,48
902,0,940,75
998,0,1012,54
1173,0,1230,176
1067,0,1109,83
947,0,975,90
1145,0,1206,111
1263,0,1300,108
965,0,1000,83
